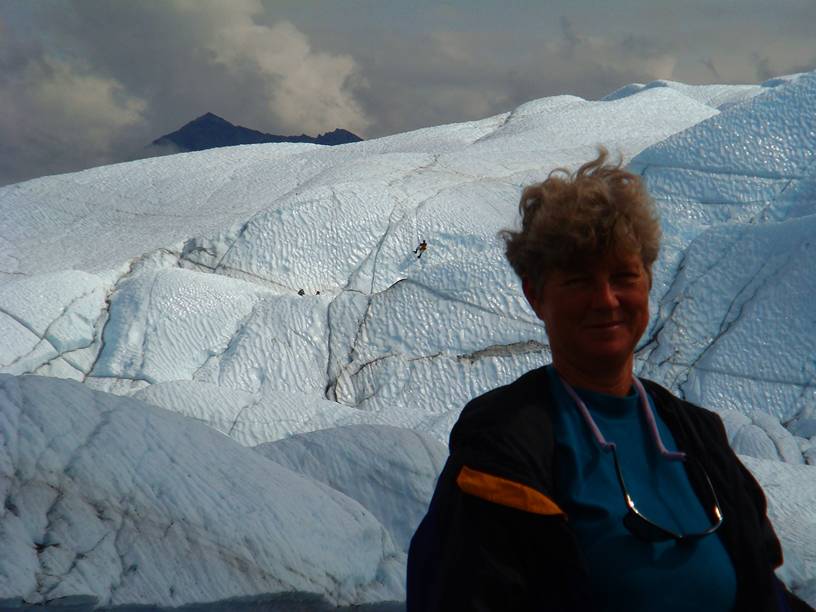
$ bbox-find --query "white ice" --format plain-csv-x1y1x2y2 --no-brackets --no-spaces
134,380,370,447
255,425,448,553
0,375,405,609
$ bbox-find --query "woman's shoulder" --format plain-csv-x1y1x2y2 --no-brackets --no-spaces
447,366,557,487
452,366,553,439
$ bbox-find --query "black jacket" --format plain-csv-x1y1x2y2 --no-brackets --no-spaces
407,366,812,611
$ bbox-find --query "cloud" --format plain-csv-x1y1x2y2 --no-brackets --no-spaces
785,56,816,76
751,52,776,82
54,0,371,136
0,0,369,185
2,1,812,186
0,35,147,185
559,16,581,57
547,23,678,91
749,49,816,83
24,58,146,146
352,20,679,139
171,0,369,136
700,57,722,80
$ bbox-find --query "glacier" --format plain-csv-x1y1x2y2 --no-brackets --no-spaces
0,375,405,609
1,71,815,608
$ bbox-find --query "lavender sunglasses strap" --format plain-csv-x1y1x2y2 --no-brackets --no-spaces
558,373,687,462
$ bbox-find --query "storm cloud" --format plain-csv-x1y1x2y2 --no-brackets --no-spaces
0,0,368,185
1,0,814,186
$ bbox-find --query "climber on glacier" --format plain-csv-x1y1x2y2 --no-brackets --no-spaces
414,240,428,259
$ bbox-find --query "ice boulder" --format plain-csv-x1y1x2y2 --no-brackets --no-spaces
0,375,404,609
0,271,111,378
715,409,804,464
255,425,447,552
789,405,816,440
742,456,816,607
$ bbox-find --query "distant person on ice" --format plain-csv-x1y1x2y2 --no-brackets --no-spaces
407,148,813,611
414,240,427,258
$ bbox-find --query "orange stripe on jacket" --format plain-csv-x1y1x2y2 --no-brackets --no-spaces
456,465,565,516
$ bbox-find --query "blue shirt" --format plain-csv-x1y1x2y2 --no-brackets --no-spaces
546,366,737,611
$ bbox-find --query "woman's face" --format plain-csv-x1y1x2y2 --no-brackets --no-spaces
526,250,650,376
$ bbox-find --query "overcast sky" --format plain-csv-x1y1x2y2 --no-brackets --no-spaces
1,0,814,186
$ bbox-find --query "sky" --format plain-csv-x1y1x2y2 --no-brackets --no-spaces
1,0,815,187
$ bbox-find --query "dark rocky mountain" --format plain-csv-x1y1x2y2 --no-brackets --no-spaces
151,113,362,152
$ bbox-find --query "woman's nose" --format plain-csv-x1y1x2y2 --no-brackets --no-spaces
590,281,620,308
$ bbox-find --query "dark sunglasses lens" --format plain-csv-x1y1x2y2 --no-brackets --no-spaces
623,511,673,542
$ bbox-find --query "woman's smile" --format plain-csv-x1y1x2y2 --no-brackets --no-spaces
525,250,651,384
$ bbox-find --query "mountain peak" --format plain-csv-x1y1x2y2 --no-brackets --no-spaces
151,114,363,152
192,112,231,125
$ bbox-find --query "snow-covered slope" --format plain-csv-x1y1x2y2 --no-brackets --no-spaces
602,73,804,110
255,425,447,553
133,380,368,447
2,73,816,608
632,71,816,430
0,375,404,609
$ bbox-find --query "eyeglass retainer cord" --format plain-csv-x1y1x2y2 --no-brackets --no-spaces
557,372,687,462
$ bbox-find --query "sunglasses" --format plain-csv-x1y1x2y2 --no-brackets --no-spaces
607,443,724,542
557,371,724,543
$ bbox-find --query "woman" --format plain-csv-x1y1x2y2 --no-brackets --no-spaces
406,150,812,611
